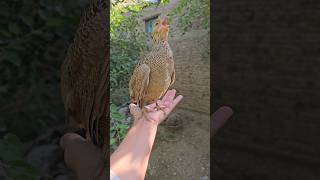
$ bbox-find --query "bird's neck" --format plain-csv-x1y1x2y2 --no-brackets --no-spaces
152,40,169,48
151,40,173,59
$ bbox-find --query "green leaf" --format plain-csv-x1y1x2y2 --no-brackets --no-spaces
46,17,65,27
8,23,22,35
161,0,170,4
2,51,22,67
21,16,34,27
0,133,25,163
110,138,116,146
4,133,21,144
6,160,40,180
0,134,39,180
0,29,11,38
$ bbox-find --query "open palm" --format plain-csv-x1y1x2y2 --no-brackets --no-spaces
129,89,183,125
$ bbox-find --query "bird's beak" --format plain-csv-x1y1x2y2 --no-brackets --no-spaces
161,19,169,30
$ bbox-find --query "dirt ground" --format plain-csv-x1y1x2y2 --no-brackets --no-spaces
145,108,210,180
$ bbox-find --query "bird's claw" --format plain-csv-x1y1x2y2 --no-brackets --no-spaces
155,101,167,116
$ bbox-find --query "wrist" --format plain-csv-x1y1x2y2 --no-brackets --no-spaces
134,116,158,128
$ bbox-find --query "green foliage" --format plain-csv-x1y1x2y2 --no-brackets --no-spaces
0,133,40,180
0,1,85,179
160,0,170,4
110,1,159,149
110,0,167,152
0,0,85,140
110,0,210,100
110,0,211,150
168,0,210,32
110,0,172,98
110,0,151,99
168,0,210,60
110,103,129,150
111,87,130,105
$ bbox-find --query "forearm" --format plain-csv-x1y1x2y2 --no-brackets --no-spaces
110,117,158,180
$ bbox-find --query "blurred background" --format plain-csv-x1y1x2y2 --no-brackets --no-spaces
0,0,87,179
212,1,320,179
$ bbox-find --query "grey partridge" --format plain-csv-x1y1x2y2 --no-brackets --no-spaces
129,17,175,115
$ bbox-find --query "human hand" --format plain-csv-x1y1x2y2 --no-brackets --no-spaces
60,133,106,180
129,89,183,125
211,106,233,137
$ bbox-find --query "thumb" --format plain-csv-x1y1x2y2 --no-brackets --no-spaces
60,132,85,150
60,133,103,179
211,106,233,137
60,133,87,169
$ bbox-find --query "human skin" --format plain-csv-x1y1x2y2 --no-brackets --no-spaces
110,89,183,180
211,106,233,137
60,89,183,180
60,90,232,180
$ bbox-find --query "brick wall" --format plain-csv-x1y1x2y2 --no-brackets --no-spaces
212,0,320,179
137,0,210,114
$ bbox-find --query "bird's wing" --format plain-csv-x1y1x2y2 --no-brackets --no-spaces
129,63,150,108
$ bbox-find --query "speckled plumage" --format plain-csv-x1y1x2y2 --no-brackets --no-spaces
60,0,108,148
129,17,175,108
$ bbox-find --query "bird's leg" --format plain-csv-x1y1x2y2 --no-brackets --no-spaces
155,101,167,116
131,106,156,124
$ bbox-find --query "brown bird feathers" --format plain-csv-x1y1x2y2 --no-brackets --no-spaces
60,0,109,147
129,17,175,111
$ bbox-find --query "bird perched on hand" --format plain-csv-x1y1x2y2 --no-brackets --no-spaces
129,17,175,118
60,0,108,179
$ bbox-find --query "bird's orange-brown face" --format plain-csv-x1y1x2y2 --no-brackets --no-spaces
152,17,170,42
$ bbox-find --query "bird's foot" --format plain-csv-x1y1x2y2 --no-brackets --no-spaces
155,101,167,116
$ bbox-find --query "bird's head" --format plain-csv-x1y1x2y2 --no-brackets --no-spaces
152,17,170,43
